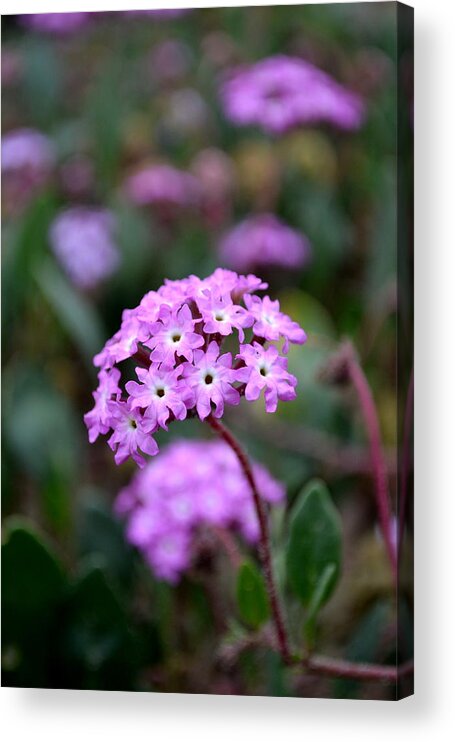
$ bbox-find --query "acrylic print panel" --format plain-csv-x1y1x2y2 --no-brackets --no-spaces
1,2,414,700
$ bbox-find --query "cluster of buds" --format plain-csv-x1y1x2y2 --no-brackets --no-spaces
84,268,306,467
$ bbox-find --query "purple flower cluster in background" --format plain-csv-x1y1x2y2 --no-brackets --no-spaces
49,207,120,290
124,164,200,210
219,214,311,273
221,55,365,135
20,13,91,35
85,269,306,467
115,439,285,583
1,128,55,212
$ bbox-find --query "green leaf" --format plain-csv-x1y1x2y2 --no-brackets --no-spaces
61,562,137,690
236,560,270,630
1,519,67,687
2,518,65,625
35,259,105,371
286,479,342,613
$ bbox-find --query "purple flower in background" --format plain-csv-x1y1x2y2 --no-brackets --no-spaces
49,207,120,290
122,9,191,21
124,164,200,209
20,13,91,34
85,268,305,465
1,128,55,212
236,342,298,413
218,214,311,273
115,439,285,583
221,55,365,135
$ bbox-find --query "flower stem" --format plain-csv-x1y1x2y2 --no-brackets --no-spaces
206,414,292,664
302,655,412,683
345,346,397,578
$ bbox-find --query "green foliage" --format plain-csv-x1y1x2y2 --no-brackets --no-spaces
286,479,342,636
36,260,106,373
236,560,270,630
1,518,66,687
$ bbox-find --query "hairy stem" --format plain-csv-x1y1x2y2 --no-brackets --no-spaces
206,414,291,664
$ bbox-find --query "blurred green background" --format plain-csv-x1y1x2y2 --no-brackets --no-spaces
1,4,412,698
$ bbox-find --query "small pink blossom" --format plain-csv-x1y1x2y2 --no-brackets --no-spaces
107,401,159,467
84,368,121,443
125,363,192,429
145,303,204,364
244,294,307,351
236,342,297,413
183,341,240,420
196,290,253,341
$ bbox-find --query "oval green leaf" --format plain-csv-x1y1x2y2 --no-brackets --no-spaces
286,479,342,611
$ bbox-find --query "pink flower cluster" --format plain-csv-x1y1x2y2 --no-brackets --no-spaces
124,164,200,210
1,128,55,212
115,439,285,583
20,13,91,35
85,269,306,467
219,214,311,272
221,55,365,135
49,207,120,290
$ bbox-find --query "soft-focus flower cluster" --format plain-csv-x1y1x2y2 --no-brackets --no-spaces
115,439,285,583
85,268,306,467
20,13,91,35
49,207,120,290
221,55,365,135
1,128,55,213
124,164,200,210
219,214,311,272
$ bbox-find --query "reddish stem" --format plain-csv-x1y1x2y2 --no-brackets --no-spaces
346,348,397,578
398,368,414,558
303,655,412,683
206,414,291,664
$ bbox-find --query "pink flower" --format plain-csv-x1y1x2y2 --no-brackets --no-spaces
115,438,285,583
20,13,91,35
145,529,192,585
124,164,199,208
236,342,297,413
94,315,151,369
221,55,365,135
125,363,192,429
183,341,240,420
107,401,159,467
244,294,307,351
145,303,204,364
196,290,253,341
219,214,311,273
85,268,306,468
84,368,121,443
49,207,120,290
